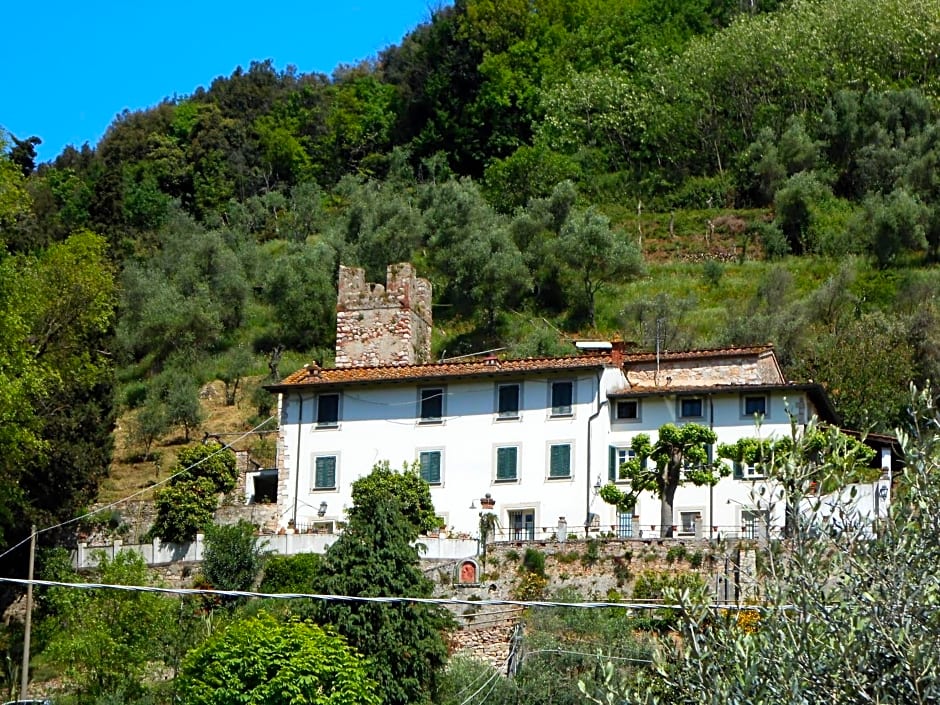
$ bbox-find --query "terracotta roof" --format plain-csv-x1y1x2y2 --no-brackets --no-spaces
267,345,783,392
267,353,615,391
622,345,775,363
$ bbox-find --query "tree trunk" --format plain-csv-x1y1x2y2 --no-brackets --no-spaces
660,485,677,538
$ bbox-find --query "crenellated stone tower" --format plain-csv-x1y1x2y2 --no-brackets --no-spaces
335,263,432,368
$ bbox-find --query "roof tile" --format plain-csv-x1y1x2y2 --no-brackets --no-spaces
269,345,778,391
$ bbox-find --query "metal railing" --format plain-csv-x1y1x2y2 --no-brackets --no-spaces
487,523,782,543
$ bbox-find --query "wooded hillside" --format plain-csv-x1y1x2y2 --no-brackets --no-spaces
3,0,940,565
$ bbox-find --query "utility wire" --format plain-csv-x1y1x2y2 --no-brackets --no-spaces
457,653,510,705
0,415,278,563
0,577,790,611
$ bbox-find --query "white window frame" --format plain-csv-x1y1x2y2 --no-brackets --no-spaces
418,386,445,424
741,508,770,540
315,392,341,428
609,446,636,483
613,398,641,422
418,448,444,486
311,453,339,491
546,441,574,480
507,507,537,541
494,445,521,483
550,380,575,418
496,382,521,420
741,393,769,419
677,508,705,537
678,396,704,420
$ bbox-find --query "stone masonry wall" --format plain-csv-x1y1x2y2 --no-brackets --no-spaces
430,539,739,604
335,263,432,368
626,351,784,388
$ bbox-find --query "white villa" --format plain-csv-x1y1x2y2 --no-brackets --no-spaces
264,264,893,542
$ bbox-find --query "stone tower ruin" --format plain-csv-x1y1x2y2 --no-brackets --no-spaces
335,263,432,368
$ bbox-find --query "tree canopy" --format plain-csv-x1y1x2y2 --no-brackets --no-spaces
179,612,380,705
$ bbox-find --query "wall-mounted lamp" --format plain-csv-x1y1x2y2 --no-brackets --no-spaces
317,501,328,517
878,485,889,501
469,499,477,509
593,475,603,495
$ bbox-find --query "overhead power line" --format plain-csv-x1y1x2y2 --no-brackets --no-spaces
0,576,786,611
0,415,278,563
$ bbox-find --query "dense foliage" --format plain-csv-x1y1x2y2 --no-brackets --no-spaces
601,423,724,536
148,443,238,543
1,0,937,485
4,9,940,699
42,551,175,700
311,465,454,705
586,387,940,703
179,612,380,705
201,520,267,592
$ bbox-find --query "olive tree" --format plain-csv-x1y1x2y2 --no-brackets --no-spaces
585,386,940,704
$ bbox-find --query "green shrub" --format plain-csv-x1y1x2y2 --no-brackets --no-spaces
702,260,724,288
122,381,149,409
148,478,217,543
522,548,546,577
202,520,266,593
554,550,580,564
258,553,322,594
666,545,689,564
633,570,706,601
612,556,632,587
511,572,548,601
581,539,602,566
147,442,238,542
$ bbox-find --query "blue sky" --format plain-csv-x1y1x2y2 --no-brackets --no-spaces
1,1,447,163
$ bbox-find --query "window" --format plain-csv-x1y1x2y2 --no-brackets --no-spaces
509,510,535,540
742,509,769,540
551,381,573,416
678,510,702,537
419,450,442,485
615,399,639,421
617,511,634,538
495,446,519,482
733,457,766,480
679,396,704,419
313,455,337,490
548,443,572,478
608,446,636,482
497,383,520,419
743,394,768,417
316,393,340,427
419,387,444,423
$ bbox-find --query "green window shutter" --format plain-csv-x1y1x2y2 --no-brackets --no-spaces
552,382,573,415
315,456,336,488
608,446,617,482
420,451,441,484
498,384,520,417
496,447,517,481
550,444,571,478
733,461,744,480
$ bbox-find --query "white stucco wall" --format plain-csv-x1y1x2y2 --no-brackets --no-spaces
276,370,862,541
601,390,814,539
278,368,622,537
